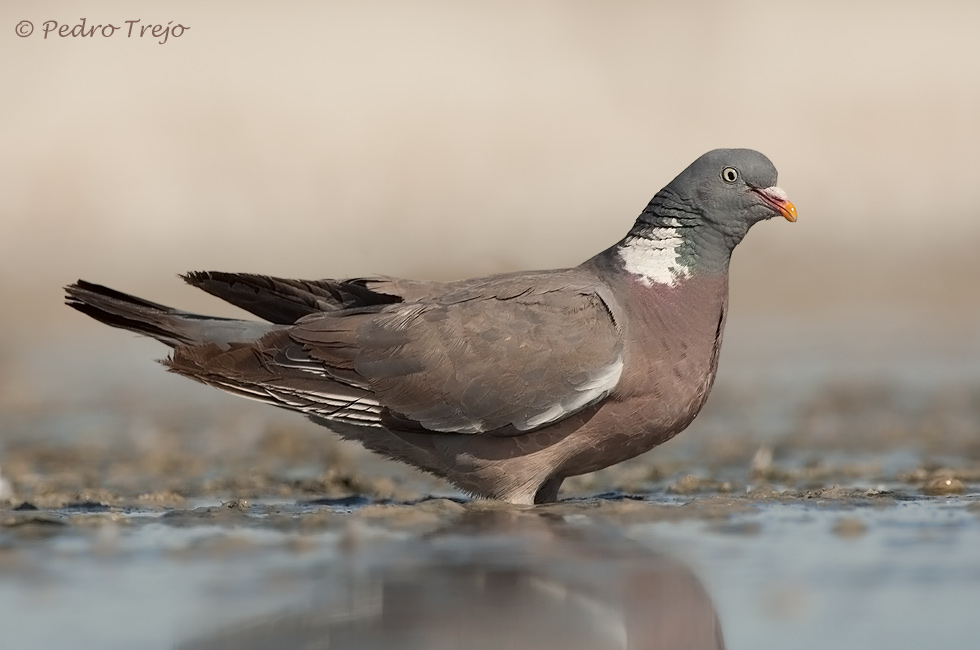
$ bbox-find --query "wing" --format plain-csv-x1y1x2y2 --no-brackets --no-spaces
182,271,436,324
290,271,624,435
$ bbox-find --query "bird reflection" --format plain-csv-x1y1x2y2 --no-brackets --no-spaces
181,509,724,650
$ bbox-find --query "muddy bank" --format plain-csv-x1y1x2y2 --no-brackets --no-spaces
2,403,977,516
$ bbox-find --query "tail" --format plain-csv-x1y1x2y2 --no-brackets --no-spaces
65,280,387,433
65,280,276,348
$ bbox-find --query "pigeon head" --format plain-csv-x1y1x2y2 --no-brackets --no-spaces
616,149,796,285
670,148,796,237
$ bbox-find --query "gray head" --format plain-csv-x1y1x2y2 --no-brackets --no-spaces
613,149,795,284
672,148,794,230
645,149,796,240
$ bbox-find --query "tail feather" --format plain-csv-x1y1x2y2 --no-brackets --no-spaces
66,279,382,429
165,339,384,427
65,280,275,348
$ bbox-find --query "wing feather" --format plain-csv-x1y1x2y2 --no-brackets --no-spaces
291,271,623,435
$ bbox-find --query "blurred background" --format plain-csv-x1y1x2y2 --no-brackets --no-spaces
2,3,980,649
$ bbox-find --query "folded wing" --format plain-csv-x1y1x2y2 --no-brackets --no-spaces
289,272,624,435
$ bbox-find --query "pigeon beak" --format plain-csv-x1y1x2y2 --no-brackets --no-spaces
775,197,798,222
754,186,798,222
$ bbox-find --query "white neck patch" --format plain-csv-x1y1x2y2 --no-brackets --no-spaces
617,227,691,287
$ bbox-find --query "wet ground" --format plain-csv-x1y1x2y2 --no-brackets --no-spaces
1,316,979,649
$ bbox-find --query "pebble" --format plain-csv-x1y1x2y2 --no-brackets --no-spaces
922,477,964,496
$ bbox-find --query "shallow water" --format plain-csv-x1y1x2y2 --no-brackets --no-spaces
1,495,979,649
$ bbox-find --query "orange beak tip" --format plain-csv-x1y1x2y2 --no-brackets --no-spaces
782,201,798,222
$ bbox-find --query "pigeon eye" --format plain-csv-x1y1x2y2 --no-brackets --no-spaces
721,167,739,183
